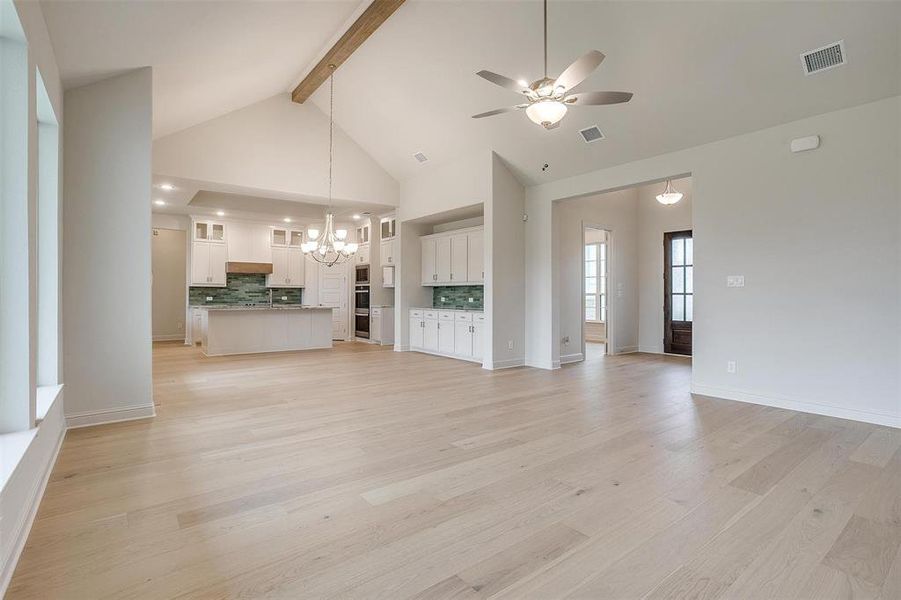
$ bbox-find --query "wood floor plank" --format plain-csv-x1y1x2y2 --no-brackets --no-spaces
7,342,899,600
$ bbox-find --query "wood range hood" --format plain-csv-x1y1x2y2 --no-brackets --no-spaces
226,262,273,275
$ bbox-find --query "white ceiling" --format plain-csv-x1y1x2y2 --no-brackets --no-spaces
41,0,361,138
43,1,900,187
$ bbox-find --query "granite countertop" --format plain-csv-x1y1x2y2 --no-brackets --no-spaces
413,306,484,312
193,305,331,311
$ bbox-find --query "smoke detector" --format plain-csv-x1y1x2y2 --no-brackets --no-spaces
801,40,846,75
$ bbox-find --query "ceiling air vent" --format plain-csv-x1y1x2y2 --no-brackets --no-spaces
801,40,845,75
579,126,605,144
413,151,429,164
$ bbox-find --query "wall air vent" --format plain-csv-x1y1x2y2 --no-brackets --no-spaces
579,126,605,144
413,151,429,164
801,40,845,75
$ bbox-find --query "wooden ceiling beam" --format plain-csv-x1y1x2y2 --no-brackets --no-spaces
291,0,406,104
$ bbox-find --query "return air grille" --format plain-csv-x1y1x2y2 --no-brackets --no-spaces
579,126,605,143
801,41,845,75
413,151,429,163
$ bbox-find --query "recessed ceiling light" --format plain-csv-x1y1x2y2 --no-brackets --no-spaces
352,214,361,220
283,217,292,223
153,199,166,206
158,183,175,191
216,210,225,217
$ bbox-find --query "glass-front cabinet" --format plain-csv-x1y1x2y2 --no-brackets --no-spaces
194,220,226,243
271,228,304,247
380,216,397,240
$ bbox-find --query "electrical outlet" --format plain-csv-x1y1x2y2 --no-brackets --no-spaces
176,322,183,330
440,296,446,302
468,297,474,303
281,296,288,301
507,340,514,350
727,361,737,374
205,296,213,301
727,275,745,288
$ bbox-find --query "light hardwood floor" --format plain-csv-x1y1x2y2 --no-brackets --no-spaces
8,342,901,599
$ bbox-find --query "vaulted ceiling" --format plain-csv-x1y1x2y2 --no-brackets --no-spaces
43,1,901,187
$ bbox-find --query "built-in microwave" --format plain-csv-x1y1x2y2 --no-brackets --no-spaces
355,264,369,284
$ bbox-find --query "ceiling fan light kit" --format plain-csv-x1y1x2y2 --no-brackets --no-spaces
472,0,633,130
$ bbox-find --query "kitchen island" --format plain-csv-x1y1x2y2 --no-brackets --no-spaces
199,306,333,356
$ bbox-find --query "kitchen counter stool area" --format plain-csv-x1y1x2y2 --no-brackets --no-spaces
409,308,484,363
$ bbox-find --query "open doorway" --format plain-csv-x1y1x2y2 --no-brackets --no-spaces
664,230,693,355
583,226,610,358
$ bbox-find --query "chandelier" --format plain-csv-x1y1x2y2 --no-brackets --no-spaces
301,65,358,266
656,179,683,205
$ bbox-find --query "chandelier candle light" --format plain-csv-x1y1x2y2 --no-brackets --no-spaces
301,65,358,266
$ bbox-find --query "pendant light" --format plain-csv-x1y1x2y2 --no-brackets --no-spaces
301,65,358,266
656,179,683,205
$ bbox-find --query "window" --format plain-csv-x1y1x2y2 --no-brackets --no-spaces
584,242,607,322
670,236,693,322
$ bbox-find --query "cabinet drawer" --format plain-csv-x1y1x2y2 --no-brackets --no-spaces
455,312,473,323
474,313,486,323
438,311,455,321
410,309,423,318
424,310,439,320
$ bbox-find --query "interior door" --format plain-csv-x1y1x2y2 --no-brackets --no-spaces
664,230,693,355
319,267,348,340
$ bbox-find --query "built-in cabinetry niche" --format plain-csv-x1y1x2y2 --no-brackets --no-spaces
420,226,483,286
409,309,484,362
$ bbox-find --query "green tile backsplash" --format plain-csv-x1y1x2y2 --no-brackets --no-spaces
189,274,302,305
432,285,483,309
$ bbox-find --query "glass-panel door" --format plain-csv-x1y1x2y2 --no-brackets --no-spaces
664,230,693,355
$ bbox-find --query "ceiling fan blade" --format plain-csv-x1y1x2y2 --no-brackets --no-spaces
476,70,528,94
565,91,633,105
471,107,517,119
554,50,605,91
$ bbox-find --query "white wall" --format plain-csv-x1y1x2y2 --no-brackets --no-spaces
153,93,399,208
527,97,901,427
637,178,693,353
63,68,155,427
398,151,491,222
485,153,525,369
555,187,640,358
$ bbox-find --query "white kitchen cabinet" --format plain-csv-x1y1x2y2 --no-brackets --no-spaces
380,216,396,240
450,234,468,283
423,312,439,351
371,306,394,345
355,243,370,265
228,223,272,263
267,246,304,287
191,241,227,286
271,228,304,248
420,226,484,286
468,230,484,283
437,311,456,354
194,220,226,243
409,308,484,363
436,236,451,283
380,239,396,266
421,238,437,284
472,314,485,361
409,310,424,348
382,266,395,288
355,222,370,245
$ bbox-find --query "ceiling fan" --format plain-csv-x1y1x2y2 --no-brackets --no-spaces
472,0,633,130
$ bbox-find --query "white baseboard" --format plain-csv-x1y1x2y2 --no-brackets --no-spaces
483,357,525,370
691,384,901,429
394,344,410,352
614,345,639,355
66,404,156,429
560,352,583,365
0,421,66,596
526,358,557,370
153,334,185,342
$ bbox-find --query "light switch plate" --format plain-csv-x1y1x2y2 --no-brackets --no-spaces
206,296,213,301
727,275,745,288
727,361,737,374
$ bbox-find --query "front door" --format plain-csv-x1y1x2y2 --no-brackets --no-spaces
319,266,348,341
664,230,693,355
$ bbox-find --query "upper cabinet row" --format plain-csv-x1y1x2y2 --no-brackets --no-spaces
421,227,483,286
